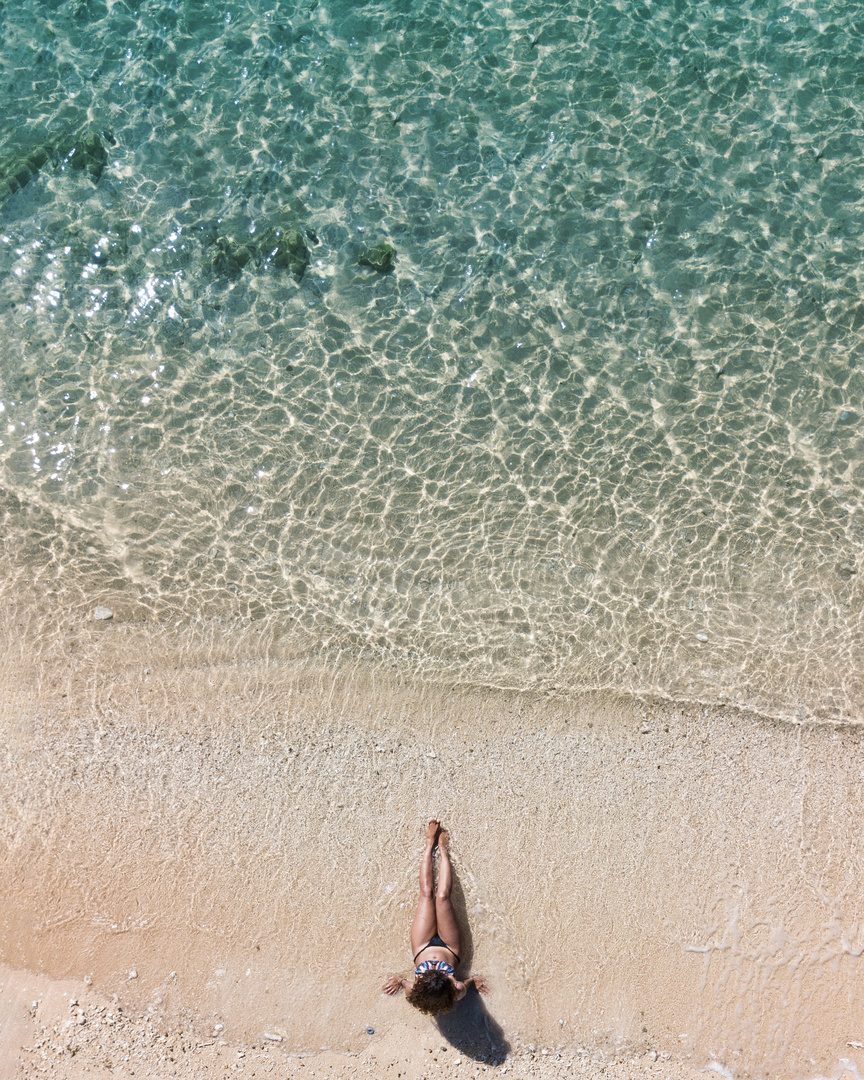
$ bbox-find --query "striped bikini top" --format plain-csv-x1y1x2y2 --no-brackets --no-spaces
414,959,455,977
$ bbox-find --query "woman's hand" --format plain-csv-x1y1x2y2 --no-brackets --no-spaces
469,974,489,995
382,975,405,995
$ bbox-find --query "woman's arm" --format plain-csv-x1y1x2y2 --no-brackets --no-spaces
382,975,412,995
454,974,489,1001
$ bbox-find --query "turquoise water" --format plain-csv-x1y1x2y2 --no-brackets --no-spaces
1,0,864,718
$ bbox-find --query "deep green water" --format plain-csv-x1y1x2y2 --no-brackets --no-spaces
1,0,864,719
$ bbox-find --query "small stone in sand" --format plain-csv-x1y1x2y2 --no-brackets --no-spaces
94,606,113,621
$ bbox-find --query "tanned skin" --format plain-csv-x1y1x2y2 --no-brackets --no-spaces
382,819,489,1003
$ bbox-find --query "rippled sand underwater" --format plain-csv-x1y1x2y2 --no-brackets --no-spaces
1,0,864,716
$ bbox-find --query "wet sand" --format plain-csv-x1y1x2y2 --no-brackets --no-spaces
2,616,864,1078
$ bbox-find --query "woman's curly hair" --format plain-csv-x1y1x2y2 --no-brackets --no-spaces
407,969,458,1015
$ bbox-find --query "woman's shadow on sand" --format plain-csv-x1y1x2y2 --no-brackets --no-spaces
436,864,509,1065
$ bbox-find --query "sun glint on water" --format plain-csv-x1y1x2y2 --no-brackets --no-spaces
1,0,863,720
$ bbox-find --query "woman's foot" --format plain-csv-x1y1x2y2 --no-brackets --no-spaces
438,828,450,852
425,818,441,846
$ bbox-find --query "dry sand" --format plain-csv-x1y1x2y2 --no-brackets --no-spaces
2,616,864,1079
2,963,714,1080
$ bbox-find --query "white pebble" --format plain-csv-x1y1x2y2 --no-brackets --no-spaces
264,1032,283,1042
696,633,708,642
94,606,114,621
128,969,137,979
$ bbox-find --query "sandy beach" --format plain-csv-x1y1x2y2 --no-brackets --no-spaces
2,961,713,1080
2,616,864,1079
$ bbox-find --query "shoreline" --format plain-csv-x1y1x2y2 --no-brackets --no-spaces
0,520,861,730
2,617,864,1077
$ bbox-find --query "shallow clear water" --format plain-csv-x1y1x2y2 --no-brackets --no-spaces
1,0,864,718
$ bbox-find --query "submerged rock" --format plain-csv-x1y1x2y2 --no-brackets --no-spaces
9,159,38,190
28,145,52,170
0,144,55,206
358,241,396,272
210,235,253,278
0,129,115,211
68,132,109,182
206,214,315,282
257,224,310,279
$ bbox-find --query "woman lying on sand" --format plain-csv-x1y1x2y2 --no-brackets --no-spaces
382,819,488,1015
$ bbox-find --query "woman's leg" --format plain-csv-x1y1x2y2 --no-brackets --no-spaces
409,819,440,958
433,829,462,960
